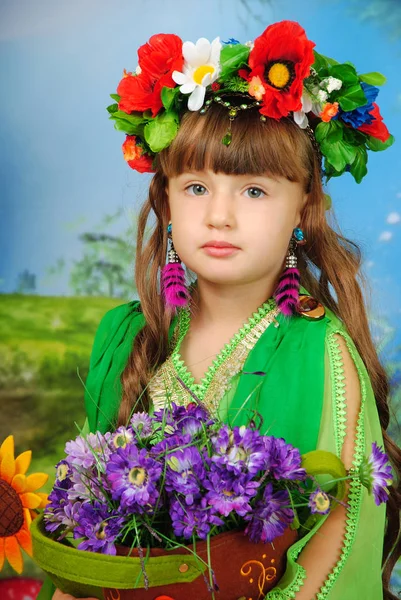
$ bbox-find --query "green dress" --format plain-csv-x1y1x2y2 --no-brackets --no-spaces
38,285,386,599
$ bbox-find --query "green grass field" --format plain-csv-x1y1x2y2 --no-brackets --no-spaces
0,294,126,579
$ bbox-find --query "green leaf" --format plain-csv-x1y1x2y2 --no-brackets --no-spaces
301,450,347,502
312,51,329,76
337,83,367,112
161,86,181,111
329,63,358,85
359,72,387,86
219,44,250,79
314,120,343,144
106,103,118,114
320,53,339,67
321,137,357,172
110,110,147,136
110,93,121,102
366,133,395,152
349,146,368,184
144,110,179,152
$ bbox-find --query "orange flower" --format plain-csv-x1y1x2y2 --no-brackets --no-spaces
0,436,48,574
248,76,266,101
122,135,154,173
320,102,339,122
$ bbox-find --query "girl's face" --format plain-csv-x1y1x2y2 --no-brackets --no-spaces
166,169,307,288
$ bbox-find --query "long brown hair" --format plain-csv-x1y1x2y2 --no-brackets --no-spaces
118,101,401,596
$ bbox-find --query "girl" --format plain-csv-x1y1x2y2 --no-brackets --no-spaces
47,21,400,600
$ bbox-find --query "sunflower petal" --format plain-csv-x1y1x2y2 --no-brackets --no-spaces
15,450,32,475
0,436,14,462
36,492,49,508
11,473,26,494
0,453,16,484
16,528,32,556
25,472,48,492
20,492,41,509
0,538,4,571
23,507,32,529
4,536,23,574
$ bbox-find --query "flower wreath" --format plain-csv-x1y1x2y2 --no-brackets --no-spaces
107,20,394,183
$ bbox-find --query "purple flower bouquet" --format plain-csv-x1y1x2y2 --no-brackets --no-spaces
31,402,393,600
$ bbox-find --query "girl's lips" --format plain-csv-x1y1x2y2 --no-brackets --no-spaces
202,246,240,257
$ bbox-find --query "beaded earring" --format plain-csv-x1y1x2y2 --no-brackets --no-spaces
160,222,190,310
274,227,306,317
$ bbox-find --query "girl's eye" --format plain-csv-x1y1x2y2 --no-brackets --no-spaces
245,187,265,199
186,184,207,196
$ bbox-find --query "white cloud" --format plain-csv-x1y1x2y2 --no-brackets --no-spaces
396,192,401,199
366,260,374,268
378,231,393,242
387,212,401,224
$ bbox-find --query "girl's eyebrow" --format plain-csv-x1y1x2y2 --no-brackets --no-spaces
176,172,279,182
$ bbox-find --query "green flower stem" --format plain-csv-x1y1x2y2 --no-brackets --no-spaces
206,533,216,600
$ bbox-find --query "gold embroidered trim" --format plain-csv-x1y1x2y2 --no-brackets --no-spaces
148,305,280,415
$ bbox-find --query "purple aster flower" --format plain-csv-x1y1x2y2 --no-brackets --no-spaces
165,447,205,505
68,466,108,503
204,468,259,517
130,412,153,438
169,498,223,540
65,432,112,470
43,486,70,533
74,501,125,555
109,426,135,449
358,442,393,506
308,489,331,515
262,437,307,481
106,444,162,512
211,425,265,475
150,432,192,457
244,482,294,543
338,82,379,128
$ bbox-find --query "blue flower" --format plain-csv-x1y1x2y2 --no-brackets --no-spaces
244,483,294,543
222,38,240,45
339,82,379,128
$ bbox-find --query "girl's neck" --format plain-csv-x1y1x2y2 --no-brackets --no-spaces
189,278,278,329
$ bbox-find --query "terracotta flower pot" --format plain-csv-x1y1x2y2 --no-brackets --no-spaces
103,526,297,600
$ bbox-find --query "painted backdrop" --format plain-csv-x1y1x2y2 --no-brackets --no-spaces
0,0,400,593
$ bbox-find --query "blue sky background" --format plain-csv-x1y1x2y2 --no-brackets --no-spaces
1,0,401,353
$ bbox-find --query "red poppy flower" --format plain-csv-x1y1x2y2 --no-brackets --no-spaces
357,103,390,142
122,136,155,173
241,20,315,119
117,34,183,118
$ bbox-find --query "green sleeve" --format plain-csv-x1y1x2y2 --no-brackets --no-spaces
265,313,386,599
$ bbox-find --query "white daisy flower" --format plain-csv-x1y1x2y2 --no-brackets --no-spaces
293,90,313,129
172,36,222,111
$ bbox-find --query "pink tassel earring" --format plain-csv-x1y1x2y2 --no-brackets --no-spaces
274,227,306,317
160,222,190,310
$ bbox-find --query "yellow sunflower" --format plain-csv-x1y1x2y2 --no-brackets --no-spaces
0,435,48,573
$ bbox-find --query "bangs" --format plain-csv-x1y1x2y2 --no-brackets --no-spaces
157,102,312,184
